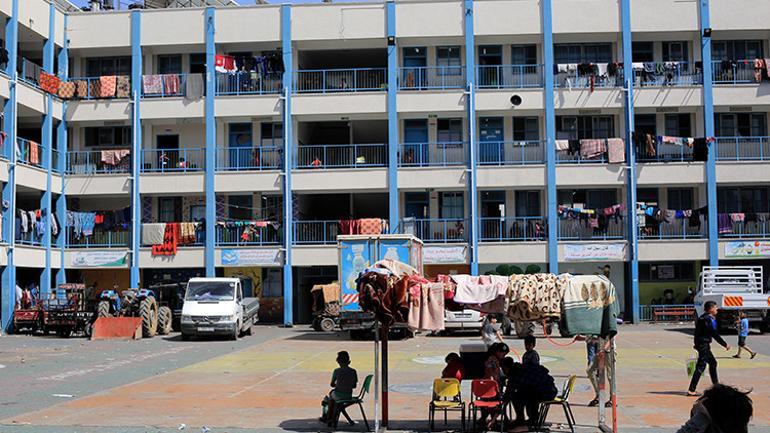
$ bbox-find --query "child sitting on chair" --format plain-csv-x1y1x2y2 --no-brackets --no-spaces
320,351,359,425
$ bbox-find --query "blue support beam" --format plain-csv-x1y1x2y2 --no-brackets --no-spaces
700,0,718,266
464,0,478,275
1,0,19,333
204,7,216,277
386,1,398,233
130,10,142,287
40,3,56,295
620,0,639,323
542,0,558,274
281,4,294,327
55,14,69,286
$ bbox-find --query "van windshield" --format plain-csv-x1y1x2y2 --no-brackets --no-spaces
185,281,236,301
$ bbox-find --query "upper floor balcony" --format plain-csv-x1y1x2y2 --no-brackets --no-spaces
632,61,702,87
712,60,761,85
402,218,467,243
294,68,387,93
477,64,544,89
216,147,282,171
66,227,130,248
718,214,770,239
479,216,546,242
216,222,282,246
140,148,205,173
555,64,624,89
295,143,387,169
398,142,466,167
398,66,465,91
16,137,58,171
478,140,546,166
636,140,693,163
558,217,625,240
141,73,195,98
215,71,282,96
67,76,132,100
67,149,131,175
18,58,44,91
715,136,770,162
638,218,706,240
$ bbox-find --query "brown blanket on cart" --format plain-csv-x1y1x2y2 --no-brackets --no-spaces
507,273,569,321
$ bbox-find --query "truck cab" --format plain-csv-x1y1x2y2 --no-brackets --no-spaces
180,277,259,340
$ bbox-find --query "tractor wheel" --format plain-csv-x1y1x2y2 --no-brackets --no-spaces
319,317,336,333
157,306,173,335
97,300,111,318
140,297,159,338
514,321,535,339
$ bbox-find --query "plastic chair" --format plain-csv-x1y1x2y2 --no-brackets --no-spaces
536,375,577,433
331,374,373,431
468,379,504,433
429,378,466,432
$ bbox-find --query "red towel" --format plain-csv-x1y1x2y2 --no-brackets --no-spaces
152,223,179,256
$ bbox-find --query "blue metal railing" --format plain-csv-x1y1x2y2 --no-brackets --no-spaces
294,220,340,245
294,68,387,93
638,218,706,240
715,136,770,161
401,218,467,243
636,141,693,162
67,76,132,100
16,137,46,168
633,62,702,87
711,60,756,84
558,217,625,240
67,227,130,248
718,216,770,239
555,65,624,88
215,71,282,96
17,230,44,246
479,217,546,242
556,144,610,164
398,142,466,167
397,66,466,90
140,148,205,172
295,144,387,169
216,223,282,246
640,304,696,322
478,140,546,165
67,149,132,174
477,64,544,89
141,73,190,98
216,147,282,171
18,58,43,89
140,226,204,247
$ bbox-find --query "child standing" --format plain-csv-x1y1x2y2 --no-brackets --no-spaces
522,335,541,366
733,311,757,359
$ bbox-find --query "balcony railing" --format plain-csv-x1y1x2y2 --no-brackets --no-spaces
295,144,387,169
556,148,608,164
216,223,282,246
715,136,770,161
140,225,203,247
17,230,44,246
216,147,282,171
67,228,130,248
638,218,706,240
397,66,466,90
477,64,544,89
215,71,282,96
141,73,191,98
294,68,387,93
67,149,132,174
478,140,546,165
712,60,756,84
16,137,45,168
68,76,132,100
633,62,702,87
719,217,770,238
558,218,625,240
294,220,340,245
555,65,624,88
140,148,205,172
479,217,546,242
636,141,693,163
401,218,467,243
18,58,43,89
398,142,466,167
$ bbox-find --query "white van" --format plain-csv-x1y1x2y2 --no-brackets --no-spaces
180,277,260,340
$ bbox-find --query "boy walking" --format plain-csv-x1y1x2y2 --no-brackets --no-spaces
687,301,730,396
732,311,757,359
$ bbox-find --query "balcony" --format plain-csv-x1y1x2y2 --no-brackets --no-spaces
397,66,466,91
18,58,43,90
636,141,693,163
402,218,467,243
216,223,282,246
479,217,546,242
140,148,205,173
215,71,282,96
16,137,45,168
398,142,466,167
478,140,545,166
216,147,282,171
295,144,387,169
17,230,44,247
66,228,130,248
555,65,624,89
712,60,757,85
477,64,544,89
638,219,706,240
718,216,770,239
558,218,624,240
294,68,387,93
294,220,339,245
67,76,132,100
632,62,702,87
141,73,193,98
715,137,770,161
140,225,204,247
67,149,132,174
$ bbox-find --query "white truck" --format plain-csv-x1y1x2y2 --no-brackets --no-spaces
180,277,260,340
695,266,770,332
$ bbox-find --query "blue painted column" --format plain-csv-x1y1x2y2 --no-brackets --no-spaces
281,4,294,327
130,10,142,287
542,0,558,273
40,3,56,295
620,0,639,323
464,0,478,275
700,0,718,266
386,1,398,232
55,14,69,286
204,7,216,278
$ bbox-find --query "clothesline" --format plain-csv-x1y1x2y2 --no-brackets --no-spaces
16,208,60,239
636,203,706,229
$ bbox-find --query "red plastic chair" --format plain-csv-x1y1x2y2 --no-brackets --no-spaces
468,379,505,432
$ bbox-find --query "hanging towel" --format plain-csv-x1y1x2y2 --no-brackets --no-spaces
185,73,204,100
607,138,625,163
100,149,131,166
99,75,117,97
152,223,179,256
421,282,446,331
116,75,131,98
162,74,181,95
29,141,41,165
215,54,236,73
555,139,569,151
39,71,61,95
579,139,607,159
142,75,163,95
718,214,732,234
81,212,96,236
142,223,167,245
730,213,745,223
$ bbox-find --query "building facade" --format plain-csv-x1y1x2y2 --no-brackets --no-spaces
2,0,770,329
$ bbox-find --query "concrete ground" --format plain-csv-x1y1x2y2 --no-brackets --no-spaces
0,323,768,433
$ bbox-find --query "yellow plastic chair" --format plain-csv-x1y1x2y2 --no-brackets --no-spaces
537,375,577,433
429,378,466,432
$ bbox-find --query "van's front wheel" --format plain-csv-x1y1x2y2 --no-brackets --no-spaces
231,321,240,341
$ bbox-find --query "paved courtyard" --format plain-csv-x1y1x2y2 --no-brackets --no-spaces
0,324,768,433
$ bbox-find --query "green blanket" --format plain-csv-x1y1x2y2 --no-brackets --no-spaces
561,274,619,338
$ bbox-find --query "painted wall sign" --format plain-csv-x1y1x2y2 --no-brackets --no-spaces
71,251,128,267
220,249,282,267
424,245,467,264
725,241,770,258
564,243,626,261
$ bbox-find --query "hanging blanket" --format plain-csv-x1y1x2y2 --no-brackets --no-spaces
75,80,89,98
116,75,131,98
152,222,179,256
607,138,625,164
39,71,61,95
58,81,76,99
163,74,181,95
99,75,117,97
142,75,163,95
561,274,619,338
451,275,508,305
359,218,383,235
142,223,167,245
506,273,567,321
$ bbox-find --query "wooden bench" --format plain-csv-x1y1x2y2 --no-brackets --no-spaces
652,306,696,322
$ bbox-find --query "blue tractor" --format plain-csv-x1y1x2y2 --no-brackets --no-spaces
97,288,172,337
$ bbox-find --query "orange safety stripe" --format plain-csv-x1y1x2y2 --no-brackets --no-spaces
723,295,743,307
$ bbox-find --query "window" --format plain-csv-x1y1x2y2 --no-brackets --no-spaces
85,56,131,76
632,42,654,62
478,45,502,65
515,190,541,217
717,186,770,213
555,43,613,64
511,45,537,65
190,205,205,222
262,268,282,298
260,123,283,147
634,114,657,137
404,192,429,218
513,117,539,141
665,114,692,137
715,113,767,137
667,188,694,210
436,46,461,75
437,118,463,144
228,195,252,220
712,40,763,60
439,192,464,219
662,41,688,62
84,126,131,147
558,189,616,208
639,262,695,281
158,55,182,74
158,197,181,223
637,188,659,204
189,53,205,74
481,191,505,217
556,116,615,140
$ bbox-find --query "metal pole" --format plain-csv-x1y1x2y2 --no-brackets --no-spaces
374,322,380,433
610,338,618,433
382,325,389,428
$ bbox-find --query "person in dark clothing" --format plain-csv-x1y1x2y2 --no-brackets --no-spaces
501,357,558,427
687,301,730,396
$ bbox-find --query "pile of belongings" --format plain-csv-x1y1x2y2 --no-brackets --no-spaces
561,274,619,337
507,273,571,322
311,283,341,316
